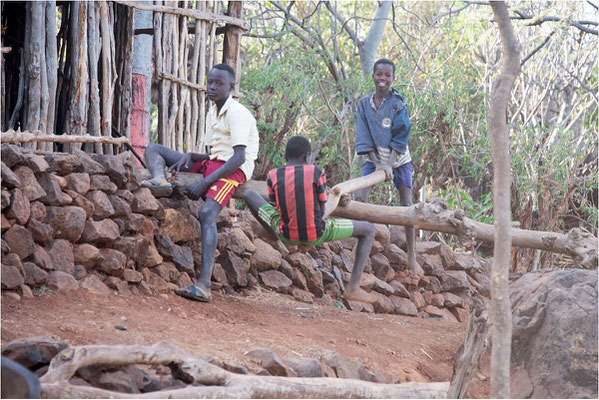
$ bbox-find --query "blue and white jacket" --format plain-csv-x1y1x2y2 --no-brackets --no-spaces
355,88,411,167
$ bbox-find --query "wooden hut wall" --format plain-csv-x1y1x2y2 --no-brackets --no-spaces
1,1,246,155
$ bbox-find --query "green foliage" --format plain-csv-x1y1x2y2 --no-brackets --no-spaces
441,188,494,224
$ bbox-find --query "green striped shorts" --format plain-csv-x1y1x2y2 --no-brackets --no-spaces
257,203,354,246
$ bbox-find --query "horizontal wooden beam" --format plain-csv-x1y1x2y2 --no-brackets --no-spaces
112,0,249,31
1,130,130,146
158,72,243,98
144,171,598,265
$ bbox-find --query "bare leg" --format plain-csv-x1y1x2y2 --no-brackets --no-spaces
244,189,280,241
144,143,186,184
343,220,378,303
354,185,373,202
194,198,223,297
399,185,423,276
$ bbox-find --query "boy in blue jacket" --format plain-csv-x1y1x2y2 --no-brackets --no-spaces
354,58,424,276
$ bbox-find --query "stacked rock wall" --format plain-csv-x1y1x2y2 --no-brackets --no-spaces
1,145,491,321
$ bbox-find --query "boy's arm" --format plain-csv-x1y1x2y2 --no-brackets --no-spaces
390,106,411,156
188,145,245,200
355,100,376,155
169,152,210,173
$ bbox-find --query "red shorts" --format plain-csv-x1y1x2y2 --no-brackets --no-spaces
188,159,246,207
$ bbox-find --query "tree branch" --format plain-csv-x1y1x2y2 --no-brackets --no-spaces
520,30,555,67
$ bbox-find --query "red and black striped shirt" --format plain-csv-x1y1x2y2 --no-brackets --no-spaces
266,164,328,242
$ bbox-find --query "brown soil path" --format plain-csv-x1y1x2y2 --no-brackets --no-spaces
1,288,489,397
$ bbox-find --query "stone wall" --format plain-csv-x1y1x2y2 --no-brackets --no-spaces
1,145,491,321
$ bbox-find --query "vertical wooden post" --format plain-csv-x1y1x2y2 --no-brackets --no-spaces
197,1,207,153
45,1,58,152
87,1,102,153
99,0,112,155
153,3,166,146
26,2,43,137
222,1,243,92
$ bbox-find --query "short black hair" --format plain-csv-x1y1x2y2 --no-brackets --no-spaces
212,63,236,81
373,58,395,75
285,136,311,160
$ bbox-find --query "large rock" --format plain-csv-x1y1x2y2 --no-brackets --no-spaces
284,358,323,377
44,154,82,174
423,305,458,322
1,263,24,289
320,350,360,379
509,270,597,399
419,253,444,277
21,262,49,286
80,275,112,295
389,280,410,298
6,189,30,224
89,175,118,193
370,253,393,282
31,245,54,271
154,235,192,273
86,190,115,219
159,208,200,244
131,188,161,215
247,348,294,377
440,270,472,293
373,293,395,314
36,173,64,205
80,219,120,244
65,173,91,195
97,249,127,277
1,144,27,168
45,206,87,242
13,166,46,201
89,154,127,186
1,337,69,369
228,227,256,256
47,239,75,274
29,201,46,221
1,161,21,188
47,271,79,291
4,225,35,259
251,238,281,271
259,270,292,293
108,195,132,217
72,149,105,174
73,243,102,269
222,251,249,287
307,268,324,298
27,219,54,246
390,296,418,316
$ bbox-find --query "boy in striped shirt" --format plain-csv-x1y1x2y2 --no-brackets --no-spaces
244,136,377,304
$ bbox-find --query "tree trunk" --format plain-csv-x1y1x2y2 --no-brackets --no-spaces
40,342,449,399
99,0,113,155
45,1,58,152
26,1,43,136
358,1,392,79
87,1,102,153
488,2,521,398
222,1,243,91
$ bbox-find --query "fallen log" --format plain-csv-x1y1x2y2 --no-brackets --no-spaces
1,130,130,146
40,341,449,399
140,171,598,266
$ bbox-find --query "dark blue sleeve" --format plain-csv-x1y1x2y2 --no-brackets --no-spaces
355,99,375,155
390,105,411,155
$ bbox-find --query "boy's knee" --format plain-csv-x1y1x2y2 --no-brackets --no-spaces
198,206,218,223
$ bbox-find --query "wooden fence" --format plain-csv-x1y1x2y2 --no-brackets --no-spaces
1,1,246,155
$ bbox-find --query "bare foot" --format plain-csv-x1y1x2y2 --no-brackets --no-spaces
343,287,378,304
409,258,424,277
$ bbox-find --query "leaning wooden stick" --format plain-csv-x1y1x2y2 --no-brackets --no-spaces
1,130,130,146
323,169,386,218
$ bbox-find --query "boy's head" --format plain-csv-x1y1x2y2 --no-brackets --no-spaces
285,136,311,162
372,59,395,91
207,63,235,102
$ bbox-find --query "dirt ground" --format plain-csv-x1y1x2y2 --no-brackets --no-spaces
1,288,489,398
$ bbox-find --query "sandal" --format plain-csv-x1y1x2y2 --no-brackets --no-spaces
174,285,212,303
141,179,173,197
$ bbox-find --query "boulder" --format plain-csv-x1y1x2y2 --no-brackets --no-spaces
89,154,127,186
97,249,127,277
373,293,395,314
373,224,391,247
1,214,9,231
228,227,256,256
44,154,82,174
451,306,469,323
45,206,86,242
27,219,54,246
1,263,24,289
419,253,444,277
176,272,193,288
247,348,294,377
47,271,79,291
80,219,120,244
390,296,418,316
371,276,395,296
72,149,105,174
21,262,49,286
344,300,374,313
108,195,132,217
509,270,597,399
440,270,472,293
36,172,64,205
442,292,464,308
1,144,27,168
105,277,132,295
284,358,323,377
73,264,87,280
19,284,34,299
89,175,118,193
259,270,292,293
67,191,95,219
116,189,134,203
86,190,116,219
1,337,69,369
307,268,324,298
159,208,199,244
6,189,30,224
47,239,75,274
123,269,143,283
29,201,46,221
13,167,46,202
65,173,91,195
389,280,410,298
4,225,35,259
131,188,161,215
73,244,102,269
290,287,314,303
26,154,49,173
251,238,282,271
320,350,360,379
80,275,112,295
31,245,54,271
222,251,249,287
154,235,192,273
211,263,228,286
423,305,458,322
410,291,426,309
1,161,21,188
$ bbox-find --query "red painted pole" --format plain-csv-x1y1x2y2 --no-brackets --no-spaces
130,73,149,163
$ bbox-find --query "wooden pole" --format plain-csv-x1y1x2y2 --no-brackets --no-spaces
1,130,130,145
99,0,112,155
87,1,102,154
222,1,243,92
45,1,58,152
26,2,43,137
153,3,166,146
